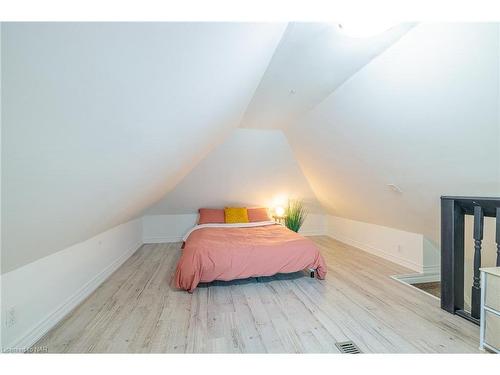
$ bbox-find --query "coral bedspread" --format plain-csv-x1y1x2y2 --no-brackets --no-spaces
173,223,327,292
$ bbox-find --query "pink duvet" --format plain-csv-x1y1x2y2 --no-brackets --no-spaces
173,223,327,292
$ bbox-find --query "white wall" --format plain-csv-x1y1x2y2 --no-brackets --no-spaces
297,213,326,236
143,214,198,243
327,215,439,273
286,23,500,245
1,219,142,350
422,237,441,274
142,213,326,244
148,128,322,214
1,22,285,273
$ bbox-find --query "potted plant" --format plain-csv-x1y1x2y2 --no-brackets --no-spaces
284,199,307,232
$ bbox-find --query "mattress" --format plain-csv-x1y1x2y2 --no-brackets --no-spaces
173,222,327,292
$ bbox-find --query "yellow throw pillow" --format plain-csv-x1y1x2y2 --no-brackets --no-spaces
224,207,249,224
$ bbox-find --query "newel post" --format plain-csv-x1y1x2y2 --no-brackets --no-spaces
471,205,484,319
441,198,465,314
496,207,500,267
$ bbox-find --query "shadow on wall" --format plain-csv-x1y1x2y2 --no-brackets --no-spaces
145,128,323,215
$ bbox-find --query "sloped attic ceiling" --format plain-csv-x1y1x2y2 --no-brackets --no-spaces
3,22,499,274
148,128,322,215
146,22,499,248
1,22,286,273
240,22,414,129
286,23,500,243
148,22,417,215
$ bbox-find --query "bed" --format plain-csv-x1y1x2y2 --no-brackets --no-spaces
173,221,327,292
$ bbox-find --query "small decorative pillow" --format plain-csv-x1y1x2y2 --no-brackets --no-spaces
198,208,225,224
224,207,249,224
247,207,270,222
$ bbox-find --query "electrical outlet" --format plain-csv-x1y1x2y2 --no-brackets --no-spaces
5,307,17,328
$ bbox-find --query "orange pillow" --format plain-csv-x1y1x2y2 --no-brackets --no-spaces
247,207,270,222
224,207,249,224
198,208,225,224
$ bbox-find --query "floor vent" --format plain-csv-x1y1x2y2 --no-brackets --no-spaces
335,341,362,354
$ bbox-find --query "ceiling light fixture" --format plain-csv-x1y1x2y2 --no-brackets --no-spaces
387,184,403,194
337,21,398,38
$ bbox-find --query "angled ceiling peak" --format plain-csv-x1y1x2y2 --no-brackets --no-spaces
240,22,415,130
147,128,323,215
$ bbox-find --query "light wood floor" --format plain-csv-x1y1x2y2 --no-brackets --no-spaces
35,236,480,353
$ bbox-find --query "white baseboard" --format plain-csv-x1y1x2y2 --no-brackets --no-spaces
324,215,442,273
392,272,441,284
9,239,142,350
391,272,441,301
1,219,143,351
143,236,183,244
423,265,440,275
328,232,423,272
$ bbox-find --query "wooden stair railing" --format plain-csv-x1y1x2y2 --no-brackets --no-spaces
497,207,500,267
441,196,500,325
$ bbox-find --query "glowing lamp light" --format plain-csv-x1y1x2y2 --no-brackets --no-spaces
337,21,398,38
274,206,285,218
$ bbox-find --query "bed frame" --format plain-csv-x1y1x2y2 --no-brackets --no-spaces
255,268,316,282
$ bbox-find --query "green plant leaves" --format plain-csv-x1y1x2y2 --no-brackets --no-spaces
284,199,307,233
